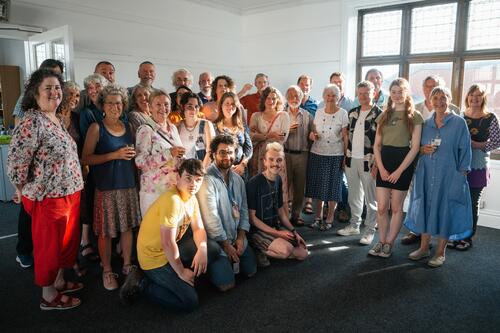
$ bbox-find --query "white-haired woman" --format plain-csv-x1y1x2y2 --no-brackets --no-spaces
305,84,349,231
79,73,108,140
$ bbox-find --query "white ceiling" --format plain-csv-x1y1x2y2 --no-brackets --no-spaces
186,0,330,15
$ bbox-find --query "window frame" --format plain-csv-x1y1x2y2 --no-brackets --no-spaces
356,0,500,108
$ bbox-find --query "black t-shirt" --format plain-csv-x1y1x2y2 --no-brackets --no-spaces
246,174,283,230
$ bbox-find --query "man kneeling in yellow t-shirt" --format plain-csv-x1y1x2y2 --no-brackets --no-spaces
120,158,219,312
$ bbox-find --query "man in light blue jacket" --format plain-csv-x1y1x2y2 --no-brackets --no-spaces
197,134,257,291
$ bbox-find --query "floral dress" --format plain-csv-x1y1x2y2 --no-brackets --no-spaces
135,122,183,215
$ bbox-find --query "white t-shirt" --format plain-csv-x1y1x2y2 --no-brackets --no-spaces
178,120,215,159
310,107,349,156
351,109,370,159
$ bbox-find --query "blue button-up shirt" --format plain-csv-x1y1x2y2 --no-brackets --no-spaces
197,164,250,244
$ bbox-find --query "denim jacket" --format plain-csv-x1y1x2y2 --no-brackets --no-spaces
197,164,250,243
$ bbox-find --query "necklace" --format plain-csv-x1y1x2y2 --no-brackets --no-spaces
184,120,198,141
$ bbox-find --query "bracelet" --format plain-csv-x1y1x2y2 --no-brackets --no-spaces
290,228,296,233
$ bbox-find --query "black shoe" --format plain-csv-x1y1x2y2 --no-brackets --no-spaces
119,266,143,305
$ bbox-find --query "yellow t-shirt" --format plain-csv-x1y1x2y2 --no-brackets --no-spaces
376,110,423,147
137,187,199,271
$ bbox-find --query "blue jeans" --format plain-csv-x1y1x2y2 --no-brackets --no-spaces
143,263,198,312
207,244,257,287
141,228,219,312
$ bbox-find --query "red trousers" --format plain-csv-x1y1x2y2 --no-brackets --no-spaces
22,192,81,287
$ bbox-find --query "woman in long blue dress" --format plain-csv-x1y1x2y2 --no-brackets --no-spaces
404,87,472,268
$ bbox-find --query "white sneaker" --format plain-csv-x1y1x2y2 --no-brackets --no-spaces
359,232,375,245
427,255,445,268
337,225,360,236
408,249,430,261
368,242,383,256
378,243,393,258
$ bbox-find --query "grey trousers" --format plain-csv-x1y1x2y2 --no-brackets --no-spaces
345,158,377,233
286,151,308,218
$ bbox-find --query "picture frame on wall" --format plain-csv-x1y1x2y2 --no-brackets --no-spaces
0,0,10,22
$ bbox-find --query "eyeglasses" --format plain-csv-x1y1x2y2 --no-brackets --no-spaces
217,150,235,156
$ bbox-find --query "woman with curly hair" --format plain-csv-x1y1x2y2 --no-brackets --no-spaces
370,78,423,258
82,84,141,291
128,85,154,140
8,69,84,310
201,75,237,122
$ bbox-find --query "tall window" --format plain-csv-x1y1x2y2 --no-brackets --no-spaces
357,0,500,158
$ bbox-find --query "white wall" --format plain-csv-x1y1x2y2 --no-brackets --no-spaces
9,0,244,92
240,1,343,101
478,161,500,229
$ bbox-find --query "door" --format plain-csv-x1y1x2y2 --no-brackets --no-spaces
26,25,74,81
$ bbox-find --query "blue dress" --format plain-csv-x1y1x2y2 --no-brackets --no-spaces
404,112,473,240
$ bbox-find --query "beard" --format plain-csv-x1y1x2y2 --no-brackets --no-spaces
217,160,233,170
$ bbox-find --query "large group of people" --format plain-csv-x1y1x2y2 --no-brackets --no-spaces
7,59,500,312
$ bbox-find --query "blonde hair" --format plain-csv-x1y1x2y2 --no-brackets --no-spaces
464,84,488,113
265,142,284,155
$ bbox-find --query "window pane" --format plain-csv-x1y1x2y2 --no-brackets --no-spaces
463,59,500,116
409,62,453,104
463,59,500,159
411,3,457,54
35,43,47,69
467,0,500,50
52,39,65,63
361,65,400,92
362,10,402,57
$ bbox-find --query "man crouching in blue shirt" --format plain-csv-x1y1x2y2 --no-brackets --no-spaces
197,134,257,291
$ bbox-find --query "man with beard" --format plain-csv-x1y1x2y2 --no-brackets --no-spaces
197,135,257,291
284,85,313,227
170,68,194,110
246,142,308,267
197,72,213,105
128,61,156,96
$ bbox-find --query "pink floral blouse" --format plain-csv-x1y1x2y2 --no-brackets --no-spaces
135,123,183,196
8,110,83,201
